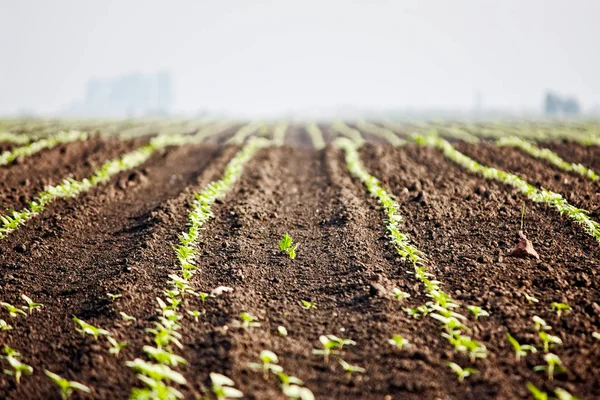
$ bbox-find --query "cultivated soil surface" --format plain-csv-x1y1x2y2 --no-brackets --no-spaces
0,127,599,400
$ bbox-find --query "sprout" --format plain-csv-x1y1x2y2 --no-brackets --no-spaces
107,293,122,301
107,337,128,357
279,233,299,259
44,370,91,400
550,302,572,318
197,292,210,305
539,331,563,353
249,350,279,380
524,292,539,304
527,382,549,400
3,355,33,384
210,372,243,400
466,305,490,320
554,388,581,400
300,300,316,310
72,317,110,340
447,362,478,382
593,332,600,341
21,294,43,314
0,319,12,331
338,359,365,376
143,346,187,367
187,310,201,322
392,288,410,301
388,334,411,350
126,358,187,384
239,312,260,330
278,326,288,336
532,316,552,332
282,384,315,400
1,301,27,317
403,306,428,319
534,353,564,381
506,333,537,362
312,335,356,363
120,311,136,323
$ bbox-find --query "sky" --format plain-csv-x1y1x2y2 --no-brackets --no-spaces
0,0,599,117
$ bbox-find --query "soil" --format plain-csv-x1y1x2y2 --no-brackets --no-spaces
0,128,599,400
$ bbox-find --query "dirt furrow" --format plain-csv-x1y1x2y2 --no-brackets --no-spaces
0,137,143,213
543,141,600,172
361,144,600,399
0,143,235,399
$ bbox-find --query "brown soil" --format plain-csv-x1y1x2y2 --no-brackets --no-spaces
0,131,599,400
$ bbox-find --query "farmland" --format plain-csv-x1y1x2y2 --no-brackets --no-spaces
0,118,599,400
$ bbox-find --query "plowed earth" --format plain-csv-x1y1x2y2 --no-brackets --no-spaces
0,129,599,400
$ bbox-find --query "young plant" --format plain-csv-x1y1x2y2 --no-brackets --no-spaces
21,294,43,314
143,346,186,367
249,350,279,380
44,370,91,400
0,319,12,331
534,353,564,381
238,312,260,330
279,233,299,259
3,355,33,384
388,334,411,350
210,372,243,400
187,309,201,322
532,316,552,332
278,326,288,336
338,359,365,377
300,300,316,310
466,305,490,320
312,335,356,363
197,292,210,306
107,293,122,301
593,332,600,341
506,333,537,362
524,292,539,304
120,311,136,323
550,302,572,318
447,362,478,382
1,301,27,317
527,382,549,400
107,337,128,357
554,388,581,400
392,288,410,301
539,331,563,353
72,317,110,340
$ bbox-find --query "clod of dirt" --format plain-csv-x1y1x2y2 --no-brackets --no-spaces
211,286,234,296
369,282,387,297
508,231,539,260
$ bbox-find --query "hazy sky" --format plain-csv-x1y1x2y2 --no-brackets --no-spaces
1,0,599,116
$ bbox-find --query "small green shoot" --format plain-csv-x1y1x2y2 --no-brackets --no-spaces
392,288,410,301
187,310,201,322
107,293,122,301
278,326,288,336
210,372,243,400
533,316,552,332
466,305,490,320
0,319,12,331
338,359,365,376
447,362,478,382
1,301,27,317
554,388,581,400
524,292,539,304
119,311,136,323
107,337,128,357
73,317,110,340
239,312,261,330
312,335,356,363
539,331,563,353
534,353,564,380
593,332,600,341
198,292,210,306
506,333,537,362
527,382,549,400
249,350,279,380
3,356,33,384
300,300,316,310
388,334,411,350
143,346,186,367
550,302,572,318
44,370,91,400
279,233,299,259
21,294,43,314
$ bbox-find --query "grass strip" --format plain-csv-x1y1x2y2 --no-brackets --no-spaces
0,131,87,166
0,131,31,145
305,123,326,150
226,121,264,145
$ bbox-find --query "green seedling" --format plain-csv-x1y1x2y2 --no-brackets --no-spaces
72,317,110,340
554,388,581,400
281,383,315,400
249,350,279,380
550,302,572,318
279,233,299,259
527,382,548,400
534,353,564,381
198,292,210,306
533,316,552,332
107,337,128,357
300,300,316,310
1,301,27,317
278,326,288,336
466,305,489,320
593,332,600,341
187,310,201,322
130,377,184,400
539,331,563,353
506,333,537,362
143,346,186,367
0,319,12,331
338,359,365,376
120,311,136,323
3,355,33,384
239,312,261,330
107,293,122,301
44,370,91,400
524,292,539,304
392,288,410,301
21,294,43,314
447,362,478,382
403,305,428,319
210,372,243,400
312,335,356,363
3,345,20,357
126,358,186,384
388,334,411,350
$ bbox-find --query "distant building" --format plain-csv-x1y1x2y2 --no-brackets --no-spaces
544,92,580,116
66,71,173,117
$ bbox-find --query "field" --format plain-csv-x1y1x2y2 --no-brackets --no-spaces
0,118,599,400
